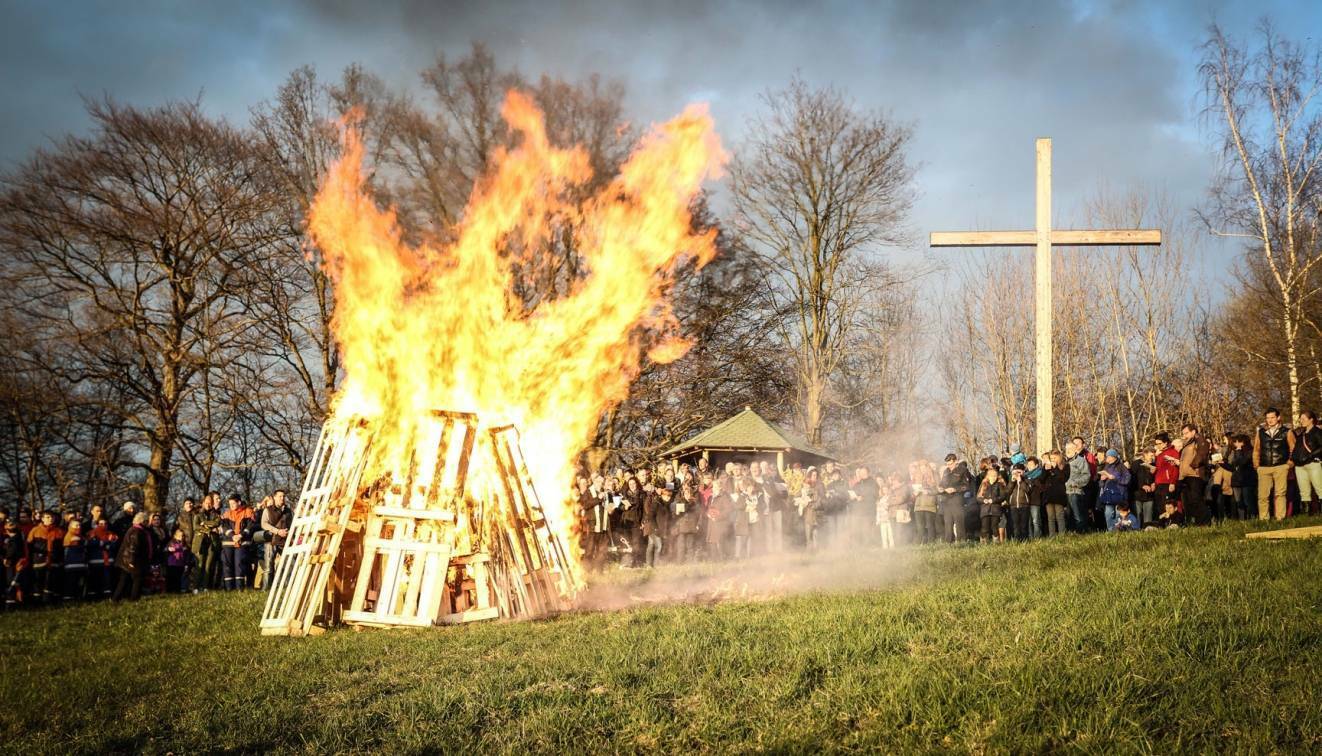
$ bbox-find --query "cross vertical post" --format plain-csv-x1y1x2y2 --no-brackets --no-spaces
929,137,1162,456
1035,138,1053,453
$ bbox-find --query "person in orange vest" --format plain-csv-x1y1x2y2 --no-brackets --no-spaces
27,511,65,604
219,494,256,590
86,517,117,599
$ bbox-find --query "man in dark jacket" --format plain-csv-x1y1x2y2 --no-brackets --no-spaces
850,467,881,547
260,489,292,590
1252,408,1294,521
938,455,973,543
112,513,150,601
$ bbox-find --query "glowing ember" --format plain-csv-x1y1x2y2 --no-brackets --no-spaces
307,91,725,579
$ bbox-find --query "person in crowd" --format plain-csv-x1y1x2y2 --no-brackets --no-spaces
1252,407,1294,521
706,477,734,559
109,501,136,539
27,510,65,604
975,467,1006,543
618,477,645,567
1005,463,1034,541
1097,449,1132,532
1132,449,1157,526
1041,451,1070,536
165,527,190,593
195,493,222,590
61,519,88,601
1153,433,1182,516
1065,439,1093,533
176,498,197,560
851,466,880,547
1024,456,1045,538
641,484,670,568
937,454,972,544
112,512,151,601
219,494,255,590
141,511,166,594
579,475,608,570
755,462,787,553
86,517,116,598
1222,434,1255,520
731,477,757,559
909,461,940,545
1292,411,1322,516
1113,502,1140,532
3,519,30,609
1155,499,1185,529
261,489,292,589
1178,424,1210,525
875,474,898,549
821,469,850,548
1209,444,1230,523
670,481,700,563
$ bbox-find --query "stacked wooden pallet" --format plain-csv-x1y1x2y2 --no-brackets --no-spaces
260,410,580,636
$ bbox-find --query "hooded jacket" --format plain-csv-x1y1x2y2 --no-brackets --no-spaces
1098,462,1132,505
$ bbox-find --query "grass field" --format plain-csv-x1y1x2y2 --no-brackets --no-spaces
2,518,1320,754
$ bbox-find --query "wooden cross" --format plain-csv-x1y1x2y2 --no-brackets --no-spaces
930,138,1161,455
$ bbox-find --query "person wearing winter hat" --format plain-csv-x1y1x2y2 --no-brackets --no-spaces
1097,449,1132,531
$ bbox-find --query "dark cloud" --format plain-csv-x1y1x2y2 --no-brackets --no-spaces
2,0,1317,268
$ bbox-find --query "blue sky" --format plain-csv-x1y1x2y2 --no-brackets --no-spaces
2,0,1319,278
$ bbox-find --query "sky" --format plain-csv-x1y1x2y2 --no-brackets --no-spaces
2,0,1318,274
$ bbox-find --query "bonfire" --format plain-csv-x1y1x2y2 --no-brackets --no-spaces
259,92,725,635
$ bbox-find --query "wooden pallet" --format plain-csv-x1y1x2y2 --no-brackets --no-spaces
261,418,373,637
342,411,477,628
487,425,580,616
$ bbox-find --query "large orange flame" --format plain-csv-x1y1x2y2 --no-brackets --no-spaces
307,91,725,577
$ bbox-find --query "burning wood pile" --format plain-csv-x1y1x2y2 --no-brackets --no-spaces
260,411,578,636
255,93,724,636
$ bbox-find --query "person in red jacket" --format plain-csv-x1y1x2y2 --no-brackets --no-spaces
1153,432,1182,513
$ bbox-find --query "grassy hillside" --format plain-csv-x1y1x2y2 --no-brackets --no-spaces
2,518,1320,754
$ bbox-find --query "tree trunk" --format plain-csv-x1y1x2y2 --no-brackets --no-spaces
142,430,174,513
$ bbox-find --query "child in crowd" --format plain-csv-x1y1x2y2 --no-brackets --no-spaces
1157,500,1185,529
166,528,190,594
1113,502,1140,532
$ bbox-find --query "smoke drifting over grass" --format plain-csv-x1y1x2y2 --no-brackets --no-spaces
572,547,917,614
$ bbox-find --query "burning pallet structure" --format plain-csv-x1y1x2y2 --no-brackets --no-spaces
260,410,579,636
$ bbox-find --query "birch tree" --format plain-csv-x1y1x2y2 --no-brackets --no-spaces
1200,22,1322,419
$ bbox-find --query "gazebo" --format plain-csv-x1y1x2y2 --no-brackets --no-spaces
660,406,835,472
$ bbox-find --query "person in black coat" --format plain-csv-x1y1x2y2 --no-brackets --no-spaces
1041,452,1070,536
112,513,151,601
1221,434,1255,520
975,468,1007,543
937,455,974,543
1130,450,1157,526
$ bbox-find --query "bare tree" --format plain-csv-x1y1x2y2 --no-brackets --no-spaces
729,78,916,445
1200,21,1322,419
0,100,280,511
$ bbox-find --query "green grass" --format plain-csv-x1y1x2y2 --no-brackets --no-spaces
3,518,1321,754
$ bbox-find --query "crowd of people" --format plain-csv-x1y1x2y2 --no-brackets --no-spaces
1,490,291,609
5,407,1320,607
570,407,1322,570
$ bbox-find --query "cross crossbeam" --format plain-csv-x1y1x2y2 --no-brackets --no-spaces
931,138,1162,454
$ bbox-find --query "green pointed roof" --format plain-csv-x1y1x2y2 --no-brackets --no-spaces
661,407,833,460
